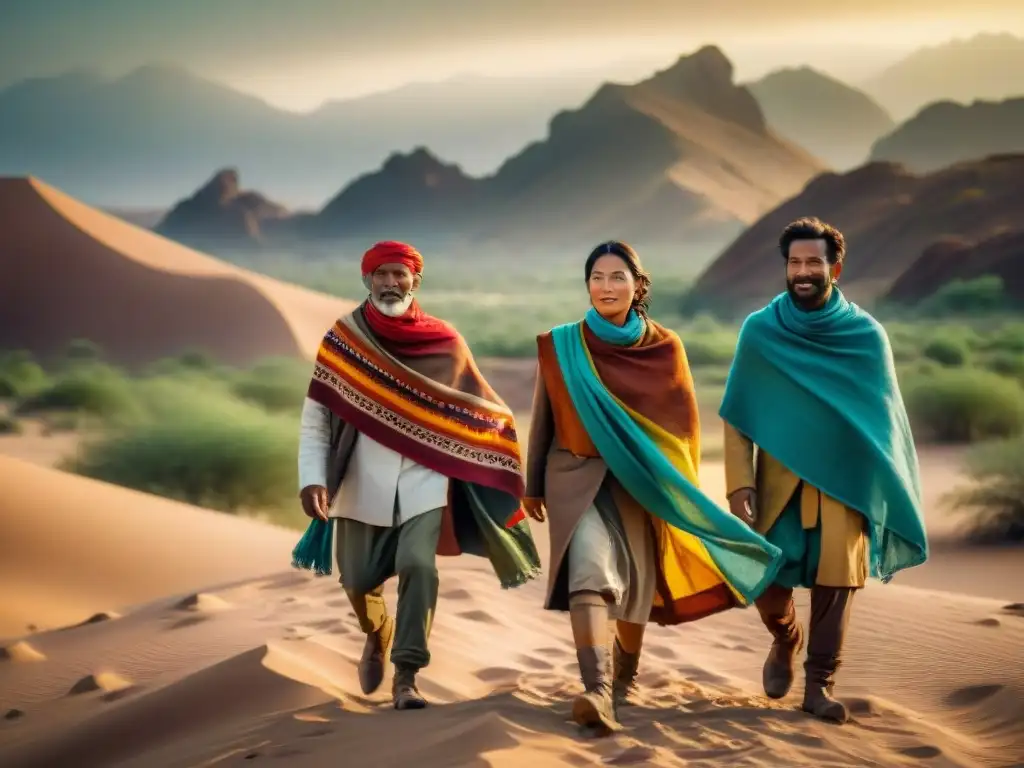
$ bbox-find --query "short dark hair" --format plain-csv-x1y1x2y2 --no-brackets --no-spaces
778,217,846,265
584,240,652,316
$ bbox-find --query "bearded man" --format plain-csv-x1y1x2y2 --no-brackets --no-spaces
720,217,928,723
292,240,541,710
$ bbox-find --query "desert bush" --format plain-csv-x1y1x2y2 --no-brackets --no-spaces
943,436,1024,543
16,365,140,423
903,368,1024,442
984,352,1024,380
231,357,311,413
0,351,48,398
681,333,736,366
61,338,104,368
979,323,1024,354
916,275,1008,316
922,337,968,367
65,393,298,514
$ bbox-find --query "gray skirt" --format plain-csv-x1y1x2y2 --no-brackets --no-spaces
567,482,657,624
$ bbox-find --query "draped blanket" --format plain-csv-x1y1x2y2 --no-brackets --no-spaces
292,303,539,588
550,311,783,623
719,289,927,582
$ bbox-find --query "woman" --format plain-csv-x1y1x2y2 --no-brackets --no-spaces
523,241,783,733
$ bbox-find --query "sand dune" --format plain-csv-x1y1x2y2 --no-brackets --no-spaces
0,177,353,366
0,454,295,638
0,451,1022,767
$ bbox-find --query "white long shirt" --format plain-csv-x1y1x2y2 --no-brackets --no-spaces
297,397,449,527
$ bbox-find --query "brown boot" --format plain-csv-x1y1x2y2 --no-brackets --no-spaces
802,586,854,724
612,637,640,708
392,664,427,710
756,584,804,699
572,646,620,733
357,614,395,695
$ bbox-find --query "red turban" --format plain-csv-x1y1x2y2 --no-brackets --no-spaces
361,241,424,277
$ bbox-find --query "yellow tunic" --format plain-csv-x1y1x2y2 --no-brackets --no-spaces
723,423,868,588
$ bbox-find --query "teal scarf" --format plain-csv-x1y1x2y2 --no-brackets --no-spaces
719,289,927,582
584,306,645,346
551,312,783,605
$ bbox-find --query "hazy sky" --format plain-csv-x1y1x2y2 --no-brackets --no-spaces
4,1,1024,110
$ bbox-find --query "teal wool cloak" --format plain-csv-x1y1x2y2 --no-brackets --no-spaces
719,289,927,582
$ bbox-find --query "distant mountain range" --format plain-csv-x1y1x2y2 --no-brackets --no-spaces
746,67,894,170
861,33,1024,120
691,154,1024,311
2,33,1023,212
869,96,1024,173
156,46,825,261
0,67,601,208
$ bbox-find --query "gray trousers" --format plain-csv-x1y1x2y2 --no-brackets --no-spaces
336,506,442,671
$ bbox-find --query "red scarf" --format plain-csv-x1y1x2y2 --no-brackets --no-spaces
361,298,459,356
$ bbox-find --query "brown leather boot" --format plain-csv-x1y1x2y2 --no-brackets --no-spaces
756,584,804,699
612,638,640,709
572,646,620,733
392,664,427,710
357,614,394,695
802,586,854,724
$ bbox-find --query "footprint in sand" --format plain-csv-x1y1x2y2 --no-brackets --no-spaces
67,672,133,696
174,593,234,612
474,667,526,687
516,654,555,671
900,745,944,759
947,684,1004,707
974,617,1001,628
4,708,25,721
0,641,46,663
440,588,473,601
1002,603,1024,617
456,610,500,625
644,644,678,660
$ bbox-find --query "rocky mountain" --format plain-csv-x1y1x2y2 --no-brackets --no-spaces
886,229,1024,305
862,33,1024,120
690,154,1024,312
869,97,1024,173
282,46,825,257
155,169,289,252
0,66,600,208
747,66,894,170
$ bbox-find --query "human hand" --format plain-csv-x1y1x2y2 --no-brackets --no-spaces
728,488,757,526
300,485,329,521
523,497,547,523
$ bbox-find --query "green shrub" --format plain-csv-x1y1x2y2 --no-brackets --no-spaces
231,357,311,413
916,275,1008,316
16,365,140,423
682,334,736,366
903,368,1024,442
984,352,1024,380
61,338,104,368
922,337,968,367
64,395,298,514
943,436,1024,543
980,323,1024,354
0,351,48,398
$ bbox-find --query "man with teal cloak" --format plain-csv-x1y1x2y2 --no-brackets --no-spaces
720,217,928,724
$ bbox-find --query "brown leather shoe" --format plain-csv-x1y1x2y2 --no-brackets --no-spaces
357,614,394,695
392,665,427,710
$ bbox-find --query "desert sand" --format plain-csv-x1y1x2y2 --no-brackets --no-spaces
0,177,354,367
1,446,1022,768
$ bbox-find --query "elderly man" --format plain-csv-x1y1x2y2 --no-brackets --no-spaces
294,240,540,710
720,217,927,723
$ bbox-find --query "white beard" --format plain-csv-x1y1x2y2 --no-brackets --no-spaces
371,293,414,317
